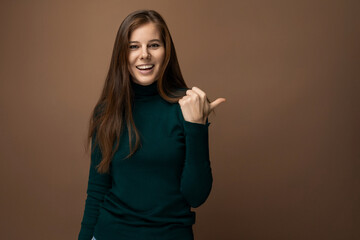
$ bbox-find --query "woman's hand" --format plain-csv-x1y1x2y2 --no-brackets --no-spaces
178,86,226,124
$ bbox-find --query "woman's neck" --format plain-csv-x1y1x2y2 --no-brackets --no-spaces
130,80,159,99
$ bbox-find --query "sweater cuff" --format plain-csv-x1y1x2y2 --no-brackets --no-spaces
183,120,210,166
183,120,210,136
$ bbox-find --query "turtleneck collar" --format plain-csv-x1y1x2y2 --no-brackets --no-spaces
130,80,159,99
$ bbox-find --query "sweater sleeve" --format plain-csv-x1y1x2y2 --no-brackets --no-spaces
78,133,112,240
178,107,213,208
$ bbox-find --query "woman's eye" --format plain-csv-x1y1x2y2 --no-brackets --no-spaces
129,45,138,49
149,43,160,48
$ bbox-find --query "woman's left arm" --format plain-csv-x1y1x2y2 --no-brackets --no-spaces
178,87,225,208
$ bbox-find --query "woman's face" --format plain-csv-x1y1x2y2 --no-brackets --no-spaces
128,22,165,86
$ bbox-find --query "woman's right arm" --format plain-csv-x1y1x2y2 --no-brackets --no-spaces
78,133,112,240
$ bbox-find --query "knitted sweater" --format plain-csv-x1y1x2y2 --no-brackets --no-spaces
78,80,213,240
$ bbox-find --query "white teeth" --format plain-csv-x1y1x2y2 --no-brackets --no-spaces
136,64,154,70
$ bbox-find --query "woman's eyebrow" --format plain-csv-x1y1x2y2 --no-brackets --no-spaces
129,39,161,43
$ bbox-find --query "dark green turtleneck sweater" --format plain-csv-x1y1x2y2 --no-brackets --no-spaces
78,80,212,240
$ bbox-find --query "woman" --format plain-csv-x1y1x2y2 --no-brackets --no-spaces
78,9,226,240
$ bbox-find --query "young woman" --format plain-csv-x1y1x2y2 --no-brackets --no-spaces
78,9,225,240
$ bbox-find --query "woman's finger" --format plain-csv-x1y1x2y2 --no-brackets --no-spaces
209,98,226,112
185,89,202,102
185,89,196,96
190,87,206,98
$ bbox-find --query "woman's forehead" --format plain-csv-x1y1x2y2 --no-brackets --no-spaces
129,23,161,42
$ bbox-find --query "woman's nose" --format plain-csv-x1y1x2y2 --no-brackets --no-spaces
140,48,150,59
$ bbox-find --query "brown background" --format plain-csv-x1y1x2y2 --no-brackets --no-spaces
0,0,359,239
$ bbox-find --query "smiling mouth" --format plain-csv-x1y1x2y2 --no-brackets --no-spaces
136,64,154,70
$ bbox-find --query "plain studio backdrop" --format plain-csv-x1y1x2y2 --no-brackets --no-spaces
0,0,359,239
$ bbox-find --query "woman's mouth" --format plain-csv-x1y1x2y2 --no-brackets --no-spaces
136,64,154,74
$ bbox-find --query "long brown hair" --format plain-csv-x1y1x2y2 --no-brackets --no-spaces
85,10,189,174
